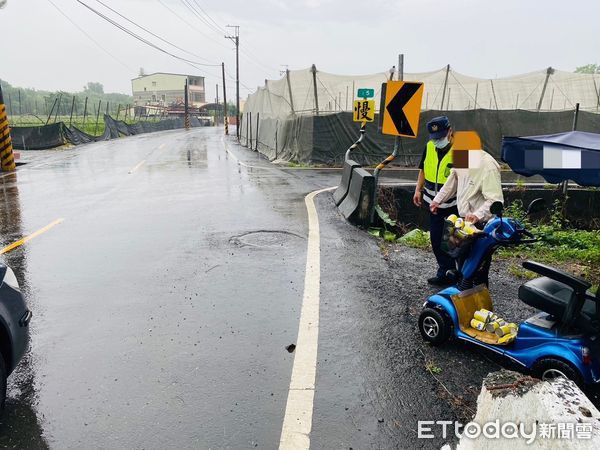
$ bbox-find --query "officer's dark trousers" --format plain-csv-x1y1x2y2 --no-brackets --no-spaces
429,206,458,278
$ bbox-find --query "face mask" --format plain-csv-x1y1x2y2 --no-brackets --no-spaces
433,136,450,149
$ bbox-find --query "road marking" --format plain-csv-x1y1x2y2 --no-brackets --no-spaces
279,186,335,450
159,143,166,149
221,136,274,171
0,218,64,255
220,136,248,167
129,160,146,174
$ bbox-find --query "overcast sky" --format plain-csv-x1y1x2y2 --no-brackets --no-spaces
3,0,599,100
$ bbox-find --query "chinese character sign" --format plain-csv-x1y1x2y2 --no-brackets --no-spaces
353,100,375,123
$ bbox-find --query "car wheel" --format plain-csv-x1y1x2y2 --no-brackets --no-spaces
532,357,584,387
419,308,451,345
0,355,6,410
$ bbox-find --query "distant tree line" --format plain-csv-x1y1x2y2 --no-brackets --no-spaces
0,79,133,124
575,64,600,74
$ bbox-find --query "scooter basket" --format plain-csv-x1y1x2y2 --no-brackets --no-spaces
441,220,478,258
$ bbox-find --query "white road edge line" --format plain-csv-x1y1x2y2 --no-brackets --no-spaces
221,136,282,171
279,186,336,450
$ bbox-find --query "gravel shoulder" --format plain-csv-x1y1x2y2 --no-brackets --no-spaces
312,191,599,449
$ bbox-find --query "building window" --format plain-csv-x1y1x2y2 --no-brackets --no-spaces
144,87,147,91
152,94,156,102
152,81,157,87
161,94,166,102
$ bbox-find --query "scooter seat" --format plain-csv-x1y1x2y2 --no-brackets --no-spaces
519,277,598,324
519,277,574,318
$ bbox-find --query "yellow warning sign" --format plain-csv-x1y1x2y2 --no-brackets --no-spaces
380,81,424,137
353,99,375,123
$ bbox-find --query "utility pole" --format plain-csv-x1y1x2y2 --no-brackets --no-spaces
225,25,240,140
222,62,228,135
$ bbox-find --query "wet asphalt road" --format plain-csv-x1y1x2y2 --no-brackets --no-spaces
0,128,326,448
1,127,593,449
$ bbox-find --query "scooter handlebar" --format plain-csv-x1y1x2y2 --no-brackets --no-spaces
488,227,538,245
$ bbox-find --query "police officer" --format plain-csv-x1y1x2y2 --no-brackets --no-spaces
413,116,458,286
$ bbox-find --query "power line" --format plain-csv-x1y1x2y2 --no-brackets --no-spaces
95,0,217,64
190,0,226,33
76,0,221,75
177,0,277,76
180,0,223,35
224,67,252,91
45,0,133,71
239,46,278,74
188,0,226,34
156,0,229,50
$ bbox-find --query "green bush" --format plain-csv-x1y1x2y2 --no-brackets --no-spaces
499,198,599,286
398,229,431,249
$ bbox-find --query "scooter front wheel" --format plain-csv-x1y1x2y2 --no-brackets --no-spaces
419,308,451,346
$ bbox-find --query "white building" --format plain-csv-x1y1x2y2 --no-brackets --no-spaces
131,73,205,108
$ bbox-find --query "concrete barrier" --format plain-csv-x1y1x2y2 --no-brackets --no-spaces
447,370,600,449
337,167,374,226
333,159,361,206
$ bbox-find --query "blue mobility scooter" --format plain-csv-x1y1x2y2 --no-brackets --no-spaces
418,201,600,386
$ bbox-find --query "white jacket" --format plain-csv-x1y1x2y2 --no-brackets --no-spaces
432,151,504,222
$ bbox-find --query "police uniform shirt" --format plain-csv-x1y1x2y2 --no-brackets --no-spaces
418,142,457,208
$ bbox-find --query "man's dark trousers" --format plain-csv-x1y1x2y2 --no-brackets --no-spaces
429,206,459,278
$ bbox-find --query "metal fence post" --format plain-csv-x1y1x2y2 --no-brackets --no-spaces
275,119,279,160
286,69,295,115
248,112,252,148
311,64,319,115
69,96,75,127
255,112,260,151
83,97,88,130
537,67,554,112
95,100,102,135
440,64,450,110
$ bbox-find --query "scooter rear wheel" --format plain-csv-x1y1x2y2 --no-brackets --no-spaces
419,308,451,345
532,357,584,387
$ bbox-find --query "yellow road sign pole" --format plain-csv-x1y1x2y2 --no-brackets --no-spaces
0,84,16,172
371,80,425,224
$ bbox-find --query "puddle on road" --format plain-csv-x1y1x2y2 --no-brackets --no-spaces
229,230,305,248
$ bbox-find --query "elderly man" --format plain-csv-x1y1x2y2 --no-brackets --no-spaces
430,147,504,287
429,148,504,225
